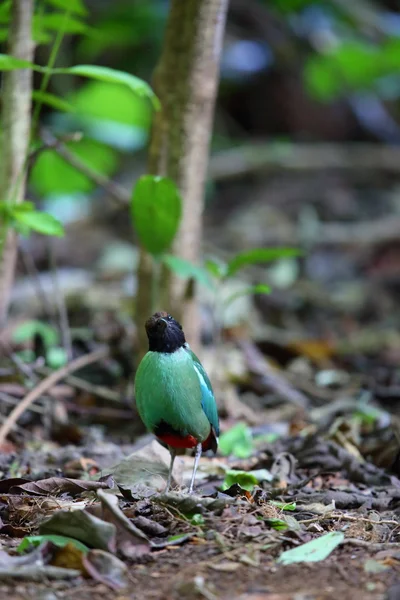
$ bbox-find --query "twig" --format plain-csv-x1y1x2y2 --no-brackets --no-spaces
0,566,81,581
341,538,400,551
298,514,399,527
238,339,309,408
19,245,56,324
34,365,123,404
38,129,130,207
0,347,107,445
49,240,72,360
209,142,400,181
0,391,45,415
0,338,38,382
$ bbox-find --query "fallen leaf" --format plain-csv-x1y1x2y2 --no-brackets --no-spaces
40,509,116,552
154,491,238,513
277,531,344,565
265,518,288,531
269,501,296,511
82,549,129,590
288,339,335,362
152,533,194,549
0,541,80,581
131,515,168,537
101,440,183,491
17,535,89,554
7,477,109,497
96,489,150,557
0,478,31,492
51,542,85,572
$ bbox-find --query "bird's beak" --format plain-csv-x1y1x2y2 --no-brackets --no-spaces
158,318,168,330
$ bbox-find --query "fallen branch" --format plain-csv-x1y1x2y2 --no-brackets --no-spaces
0,348,108,445
35,365,123,404
209,142,400,181
341,538,400,551
238,339,309,408
298,514,399,527
0,566,81,581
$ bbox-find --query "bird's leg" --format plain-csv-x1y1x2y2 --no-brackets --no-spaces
189,443,202,494
165,447,176,493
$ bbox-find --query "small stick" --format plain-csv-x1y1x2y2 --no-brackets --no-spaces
48,240,72,360
341,538,400,551
298,514,399,527
0,348,107,445
35,366,123,404
39,129,130,207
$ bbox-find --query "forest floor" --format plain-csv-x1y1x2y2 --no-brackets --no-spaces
1,171,400,598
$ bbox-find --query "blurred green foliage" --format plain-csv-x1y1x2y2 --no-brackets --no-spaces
30,139,119,196
305,39,400,101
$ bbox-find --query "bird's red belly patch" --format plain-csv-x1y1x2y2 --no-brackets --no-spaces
157,433,198,449
157,428,216,451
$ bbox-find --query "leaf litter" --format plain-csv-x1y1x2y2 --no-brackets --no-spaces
3,233,400,598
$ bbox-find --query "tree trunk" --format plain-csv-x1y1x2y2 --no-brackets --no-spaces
136,0,229,359
0,0,34,327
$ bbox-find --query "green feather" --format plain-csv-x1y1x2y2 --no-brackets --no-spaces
135,347,211,442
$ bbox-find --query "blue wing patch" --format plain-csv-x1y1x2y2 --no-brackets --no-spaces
185,345,220,437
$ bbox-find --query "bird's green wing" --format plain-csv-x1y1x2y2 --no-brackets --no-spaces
185,346,219,437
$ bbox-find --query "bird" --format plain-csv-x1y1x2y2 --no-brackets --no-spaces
134,311,219,494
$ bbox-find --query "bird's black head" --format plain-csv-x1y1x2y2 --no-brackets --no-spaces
145,311,186,353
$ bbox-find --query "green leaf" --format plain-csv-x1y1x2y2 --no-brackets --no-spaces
35,12,88,35
205,258,227,279
131,176,182,256
46,347,68,369
226,248,302,277
222,469,273,492
45,0,88,16
265,518,288,531
0,53,38,71
30,139,118,196
17,535,89,554
304,39,400,102
0,28,9,43
70,80,152,128
0,1,10,25
58,65,159,109
162,255,214,289
190,513,205,526
269,501,296,511
11,201,35,212
224,284,271,307
222,470,258,492
12,209,64,237
12,320,59,348
32,90,75,113
277,532,345,565
219,423,254,459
